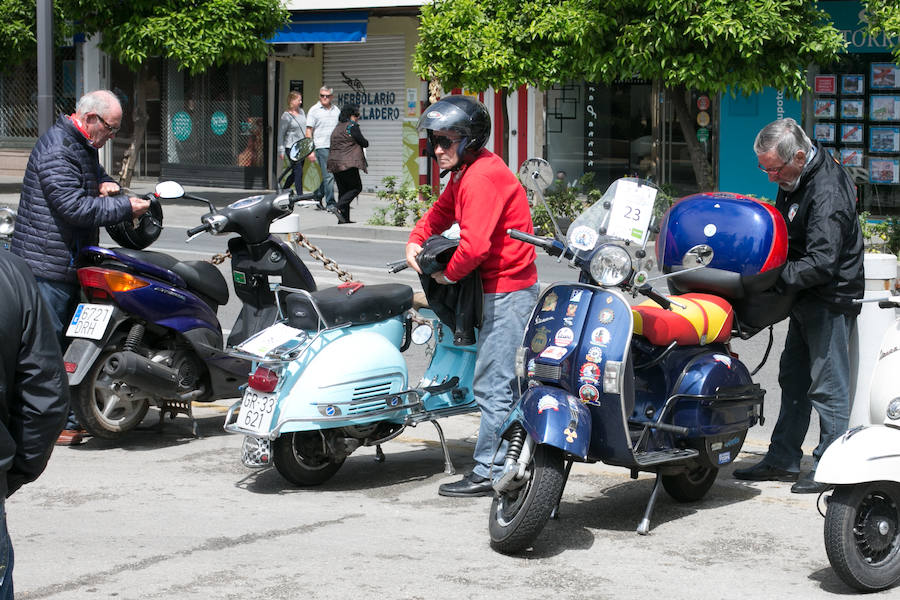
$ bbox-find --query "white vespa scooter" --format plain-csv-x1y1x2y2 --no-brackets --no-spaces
816,294,900,592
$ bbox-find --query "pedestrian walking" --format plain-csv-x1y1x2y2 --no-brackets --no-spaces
326,105,368,224
306,86,340,210
278,90,307,194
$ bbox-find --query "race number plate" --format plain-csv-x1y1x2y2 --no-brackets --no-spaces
237,388,277,435
605,179,657,243
66,303,114,340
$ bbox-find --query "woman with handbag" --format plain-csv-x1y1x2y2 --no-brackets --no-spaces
278,91,307,194
326,105,368,224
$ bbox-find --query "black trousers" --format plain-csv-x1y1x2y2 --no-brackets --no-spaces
333,168,362,220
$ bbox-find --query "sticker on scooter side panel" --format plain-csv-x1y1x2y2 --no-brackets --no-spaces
598,309,614,324
564,427,578,443
319,405,342,417
234,271,247,285
554,327,575,347
540,345,567,359
537,396,560,413
527,358,536,377
718,451,732,465
585,347,603,363
591,327,611,345
579,363,600,383
566,303,578,317
579,384,600,405
569,289,583,303
530,326,550,353
541,292,558,312
713,354,733,368
711,442,723,451
563,317,574,326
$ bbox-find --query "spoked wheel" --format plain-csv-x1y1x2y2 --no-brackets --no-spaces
661,463,719,502
74,351,150,440
825,482,900,592
272,431,346,486
489,445,565,555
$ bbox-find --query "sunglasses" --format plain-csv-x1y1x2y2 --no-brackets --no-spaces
320,93,333,98
431,135,461,150
96,114,120,134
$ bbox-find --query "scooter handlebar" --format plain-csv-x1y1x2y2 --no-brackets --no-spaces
386,259,409,273
636,283,672,310
186,223,210,237
507,228,564,257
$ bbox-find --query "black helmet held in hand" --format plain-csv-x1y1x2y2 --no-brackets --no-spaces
417,95,491,168
106,195,164,250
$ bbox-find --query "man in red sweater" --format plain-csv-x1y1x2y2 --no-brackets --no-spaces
406,96,538,496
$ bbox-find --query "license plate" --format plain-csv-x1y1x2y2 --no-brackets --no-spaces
66,304,114,340
237,388,277,434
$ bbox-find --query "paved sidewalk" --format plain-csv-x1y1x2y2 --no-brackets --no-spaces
0,174,411,242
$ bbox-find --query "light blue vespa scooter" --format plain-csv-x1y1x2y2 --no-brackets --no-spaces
223,265,479,486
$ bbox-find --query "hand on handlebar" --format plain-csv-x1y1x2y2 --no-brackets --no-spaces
405,242,424,274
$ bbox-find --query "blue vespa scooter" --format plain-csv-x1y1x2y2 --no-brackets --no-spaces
487,159,787,554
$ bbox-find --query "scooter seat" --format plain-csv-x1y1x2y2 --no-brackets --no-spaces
111,248,229,306
632,293,733,346
285,283,414,329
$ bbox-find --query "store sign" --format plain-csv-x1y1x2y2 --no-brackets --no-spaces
584,82,601,172
172,111,192,141
825,1,900,54
210,111,228,136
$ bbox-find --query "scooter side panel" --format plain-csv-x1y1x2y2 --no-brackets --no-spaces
419,320,478,411
111,282,221,334
816,425,900,485
504,386,591,460
274,322,410,432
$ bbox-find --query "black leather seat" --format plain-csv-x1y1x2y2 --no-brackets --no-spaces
285,284,414,329
112,248,229,306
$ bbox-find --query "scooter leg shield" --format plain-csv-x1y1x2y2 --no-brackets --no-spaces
816,425,900,485
501,386,591,460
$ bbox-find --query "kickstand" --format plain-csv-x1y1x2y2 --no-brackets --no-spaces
374,444,385,463
431,420,455,474
550,459,573,520
636,473,663,535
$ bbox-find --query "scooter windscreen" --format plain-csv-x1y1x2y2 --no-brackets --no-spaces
565,177,663,283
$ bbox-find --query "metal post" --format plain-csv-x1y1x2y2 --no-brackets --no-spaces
37,0,54,135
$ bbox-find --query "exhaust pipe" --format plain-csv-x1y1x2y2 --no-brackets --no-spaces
103,350,180,396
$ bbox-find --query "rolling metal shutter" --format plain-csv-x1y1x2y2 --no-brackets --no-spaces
323,35,405,192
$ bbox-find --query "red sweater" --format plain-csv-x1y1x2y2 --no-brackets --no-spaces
409,150,537,293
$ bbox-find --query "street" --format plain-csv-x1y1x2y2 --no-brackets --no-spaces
4,191,851,599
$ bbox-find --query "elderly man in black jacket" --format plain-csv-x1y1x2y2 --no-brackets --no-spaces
734,118,864,494
0,250,69,596
11,89,149,445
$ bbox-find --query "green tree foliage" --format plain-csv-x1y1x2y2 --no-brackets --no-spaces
414,0,900,190
866,0,900,62
0,0,70,70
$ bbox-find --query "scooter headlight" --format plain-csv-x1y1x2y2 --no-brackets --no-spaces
887,398,900,421
589,244,632,287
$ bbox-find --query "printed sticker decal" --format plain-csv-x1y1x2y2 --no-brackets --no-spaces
570,289,583,303
598,308,615,324
579,363,601,383
554,327,575,347
566,303,578,317
530,326,550,353
541,292,559,312
591,327,611,345
540,345,567,360
537,395,560,413
579,384,599,405
585,347,603,363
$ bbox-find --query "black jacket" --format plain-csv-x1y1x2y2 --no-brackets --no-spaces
776,142,865,314
417,235,483,346
0,250,69,498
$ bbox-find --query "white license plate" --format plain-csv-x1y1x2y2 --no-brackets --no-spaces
237,388,277,434
66,304,114,340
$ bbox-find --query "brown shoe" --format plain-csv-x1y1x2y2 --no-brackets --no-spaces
55,429,86,446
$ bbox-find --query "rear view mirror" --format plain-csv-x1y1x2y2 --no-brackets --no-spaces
289,138,315,163
155,180,185,199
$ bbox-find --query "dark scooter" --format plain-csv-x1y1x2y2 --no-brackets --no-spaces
64,139,318,439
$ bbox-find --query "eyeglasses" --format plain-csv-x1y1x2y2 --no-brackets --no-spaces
96,114,120,135
758,157,791,175
319,93,333,98
431,135,461,150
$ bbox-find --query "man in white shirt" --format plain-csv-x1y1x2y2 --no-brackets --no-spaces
306,86,341,211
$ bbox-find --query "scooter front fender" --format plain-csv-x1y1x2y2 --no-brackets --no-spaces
502,386,591,460
815,425,900,485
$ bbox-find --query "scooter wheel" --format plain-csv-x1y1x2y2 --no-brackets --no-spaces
661,464,718,502
272,431,345,486
74,350,150,439
825,482,900,592
489,445,564,555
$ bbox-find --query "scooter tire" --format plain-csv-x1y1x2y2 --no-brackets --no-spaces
661,464,718,502
74,350,150,440
489,445,565,555
272,431,345,486
825,482,900,592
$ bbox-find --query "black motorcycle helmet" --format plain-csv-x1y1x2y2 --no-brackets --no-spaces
106,196,164,250
417,95,491,170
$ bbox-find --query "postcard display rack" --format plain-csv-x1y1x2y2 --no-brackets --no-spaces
813,63,900,187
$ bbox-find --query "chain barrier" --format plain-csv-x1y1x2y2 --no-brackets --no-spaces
206,233,355,282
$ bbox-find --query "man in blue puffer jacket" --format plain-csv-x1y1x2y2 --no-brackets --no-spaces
11,89,150,446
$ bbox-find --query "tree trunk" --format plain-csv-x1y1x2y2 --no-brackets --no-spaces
669,83,715,191
118,63,150,188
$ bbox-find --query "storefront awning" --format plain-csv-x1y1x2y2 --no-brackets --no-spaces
268,12,368,44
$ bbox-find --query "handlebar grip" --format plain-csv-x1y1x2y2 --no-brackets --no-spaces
637,283,672,310
187,223,209,237
292,192,317,202
879,300,898,309
507,228,563,256
387,259,409,273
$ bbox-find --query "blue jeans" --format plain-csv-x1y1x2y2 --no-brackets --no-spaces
0,504,14,600
764,298,855,472
471,284,539,479
283,158,304,194
313,148,335,207
35,277,80,430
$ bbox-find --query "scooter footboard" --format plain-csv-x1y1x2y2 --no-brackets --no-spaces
816,425,900,485
501,386,591,460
